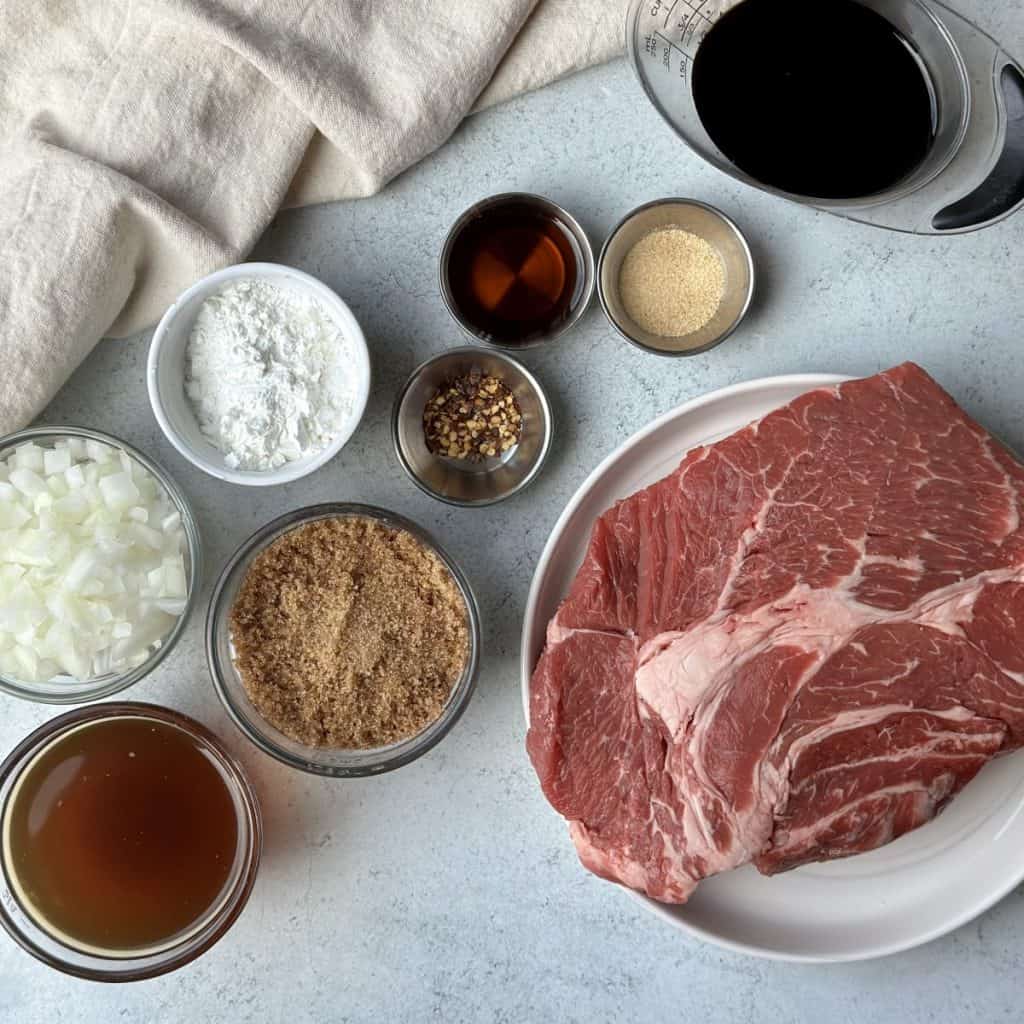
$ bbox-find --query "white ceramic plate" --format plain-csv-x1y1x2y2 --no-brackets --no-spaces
520,373,1024,962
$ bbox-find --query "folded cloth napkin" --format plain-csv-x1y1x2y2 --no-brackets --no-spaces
0,0,621,435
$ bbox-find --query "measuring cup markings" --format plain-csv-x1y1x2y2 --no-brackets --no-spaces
671,1,712,56
644,0,713,60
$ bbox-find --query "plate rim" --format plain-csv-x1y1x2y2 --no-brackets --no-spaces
518,371,1024,962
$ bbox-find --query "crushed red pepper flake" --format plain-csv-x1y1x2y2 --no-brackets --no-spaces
423,369,523,462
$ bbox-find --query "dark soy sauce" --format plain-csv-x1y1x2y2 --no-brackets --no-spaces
447,203,578,344
692,0,937,199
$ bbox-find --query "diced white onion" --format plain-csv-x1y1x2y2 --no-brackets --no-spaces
65,464,85,489
47,475,69,499
13,444,44,473
0,437,189,684
9,468,46,499
43,448,71,476
99,471,140,510
84,440,111,464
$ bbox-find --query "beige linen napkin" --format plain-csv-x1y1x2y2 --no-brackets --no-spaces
0,1,621,435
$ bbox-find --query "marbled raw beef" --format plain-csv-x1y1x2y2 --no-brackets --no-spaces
527,364,1024,902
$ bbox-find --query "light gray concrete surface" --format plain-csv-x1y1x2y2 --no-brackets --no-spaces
4,2,1024,1017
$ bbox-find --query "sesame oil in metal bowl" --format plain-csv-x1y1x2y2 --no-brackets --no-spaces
439,193,595,349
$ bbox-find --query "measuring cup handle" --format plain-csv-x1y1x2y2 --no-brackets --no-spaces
933,59,1024,231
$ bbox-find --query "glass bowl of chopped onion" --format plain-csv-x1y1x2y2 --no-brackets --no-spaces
0,426,202,704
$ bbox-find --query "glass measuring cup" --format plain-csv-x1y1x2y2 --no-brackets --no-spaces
628,0,1024,234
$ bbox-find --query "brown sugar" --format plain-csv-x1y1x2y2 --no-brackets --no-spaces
229,516,470,749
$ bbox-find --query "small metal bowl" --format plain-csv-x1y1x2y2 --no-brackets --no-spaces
207,503,481,778
439,192,595,349
392,348,553,507
597,198,755,356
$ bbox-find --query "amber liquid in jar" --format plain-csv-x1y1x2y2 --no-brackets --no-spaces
1,716,241,956
446,203,579,344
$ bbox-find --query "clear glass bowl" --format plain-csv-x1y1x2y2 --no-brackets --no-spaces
207,503,481,777
0,426,202,704
0,702,262,981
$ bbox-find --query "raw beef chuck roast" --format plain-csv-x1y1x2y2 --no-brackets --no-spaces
527,363,1024,903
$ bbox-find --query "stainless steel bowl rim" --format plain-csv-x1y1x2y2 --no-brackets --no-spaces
0,425,202,704
391,347,555,507
206,502,482,777
596,197,756,358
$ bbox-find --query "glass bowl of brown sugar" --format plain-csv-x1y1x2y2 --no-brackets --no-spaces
206,504,481,777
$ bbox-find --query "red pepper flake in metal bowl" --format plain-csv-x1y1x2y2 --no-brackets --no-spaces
422,369,523,462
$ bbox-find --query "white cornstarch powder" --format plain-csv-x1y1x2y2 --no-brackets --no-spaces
185,279,357,471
